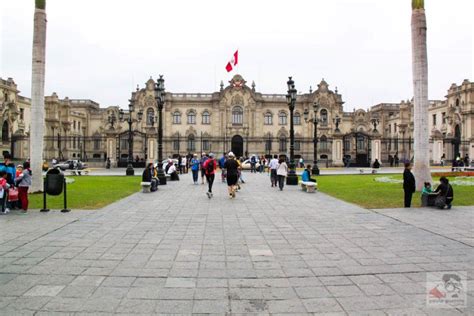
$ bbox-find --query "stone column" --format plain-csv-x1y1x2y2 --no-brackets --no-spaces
332,134,344,167
371,137,382,163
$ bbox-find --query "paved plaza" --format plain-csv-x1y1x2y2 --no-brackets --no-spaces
0,172,472,315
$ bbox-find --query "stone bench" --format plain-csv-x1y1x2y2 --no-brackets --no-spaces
69,169,89,176
300,181,317,193
359,168,378,174
141,182,152,193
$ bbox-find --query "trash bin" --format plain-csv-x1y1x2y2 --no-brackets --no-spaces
45,168,64,196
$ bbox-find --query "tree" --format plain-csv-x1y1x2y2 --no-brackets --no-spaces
411,0,432,190
30,0,47,192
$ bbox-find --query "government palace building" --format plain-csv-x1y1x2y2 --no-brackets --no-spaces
1,74,473,167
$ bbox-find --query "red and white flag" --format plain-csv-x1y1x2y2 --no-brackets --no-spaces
225,50,239,72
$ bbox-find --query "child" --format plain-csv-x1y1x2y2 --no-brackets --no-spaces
421,182,432,195
0,171,10,214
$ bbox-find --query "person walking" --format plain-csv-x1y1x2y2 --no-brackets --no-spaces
403,162,416,208
203,153,217,198
219,153,227,182
200,153,208,184
224,152,239,198
276,157,288,191
268,155,279,187
394,153,400,167
250,155,257,173
16,161,32,213
190,154,200,184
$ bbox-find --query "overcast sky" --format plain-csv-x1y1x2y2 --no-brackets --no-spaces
1,0,472,110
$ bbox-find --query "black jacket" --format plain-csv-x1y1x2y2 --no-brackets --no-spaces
403,169,416,192
142,168,153,182
434,183,454,199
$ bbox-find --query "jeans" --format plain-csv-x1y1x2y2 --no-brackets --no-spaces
192,169,199,183
404,189,413,208
277,175,285,190
206,174,215,193
270,169,277,186
250,163,256,173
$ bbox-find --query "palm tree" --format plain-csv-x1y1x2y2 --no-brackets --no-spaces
30,0,47,192
411,0,432,190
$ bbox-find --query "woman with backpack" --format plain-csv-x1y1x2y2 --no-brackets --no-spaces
16,161,32,212
202,153,216,198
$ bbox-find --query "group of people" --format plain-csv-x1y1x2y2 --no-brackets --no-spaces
0,155,32,214
403,162,454,209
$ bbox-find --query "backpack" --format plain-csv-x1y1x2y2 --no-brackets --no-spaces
206,159,215,175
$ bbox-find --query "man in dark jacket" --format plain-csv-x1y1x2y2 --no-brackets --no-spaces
403,162,416,207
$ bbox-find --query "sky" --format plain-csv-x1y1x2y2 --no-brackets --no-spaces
1,0,472,111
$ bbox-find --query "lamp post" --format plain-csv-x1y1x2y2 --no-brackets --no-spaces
118,99,143,176
154,75,167,185
303,102,320,175
285,77,298,185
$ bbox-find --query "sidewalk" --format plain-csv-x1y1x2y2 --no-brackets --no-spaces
0,172,472,314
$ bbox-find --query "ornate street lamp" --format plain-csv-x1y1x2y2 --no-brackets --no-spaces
118,99,143,176
303,102,320,175
285,77,298,185
154,75,167,185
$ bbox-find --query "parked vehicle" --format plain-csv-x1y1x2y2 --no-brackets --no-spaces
241,159,262,170
156,159,179,171
53,160,88,170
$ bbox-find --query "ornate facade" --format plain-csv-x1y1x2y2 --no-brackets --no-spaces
1,75,473,167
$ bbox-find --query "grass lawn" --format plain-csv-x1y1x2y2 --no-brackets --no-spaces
29,176,141,210
308,174,474,209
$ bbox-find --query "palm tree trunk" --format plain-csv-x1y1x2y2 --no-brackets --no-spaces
30,0,47,192
411,0,432,191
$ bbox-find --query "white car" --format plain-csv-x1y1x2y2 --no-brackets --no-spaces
241,159,262,170
157,159,179,171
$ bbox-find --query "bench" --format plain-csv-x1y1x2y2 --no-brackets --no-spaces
141,182,152,193
359,168,378,174
452,167,466,172
69,169,89,176
300,181,317,193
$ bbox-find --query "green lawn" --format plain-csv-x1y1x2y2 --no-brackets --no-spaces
29,176,141,210
308,174,474,209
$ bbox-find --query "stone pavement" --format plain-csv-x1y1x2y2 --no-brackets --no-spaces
0,172,472,315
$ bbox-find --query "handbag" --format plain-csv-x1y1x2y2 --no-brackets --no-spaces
8,187,19,202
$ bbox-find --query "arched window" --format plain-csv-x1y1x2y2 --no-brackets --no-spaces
320,109,328,125
1,121,8,142
264,112,273,125
202,111,210,124
232,106,243,125
146,108,155,126
187,134,195,151
172,111,181,124
279,136,287,152
187,110,196,124
456,98,460,107
279,112,287,125
320,135,328,150
294,112,301,125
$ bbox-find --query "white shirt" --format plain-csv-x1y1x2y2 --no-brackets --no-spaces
268,158,279,170
181,157,186,166
167,164,176,174
276,162,288,176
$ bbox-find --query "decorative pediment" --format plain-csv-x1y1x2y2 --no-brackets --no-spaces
185,126,197,137
277,127,288,138
231,94,244,106
229,74,246,90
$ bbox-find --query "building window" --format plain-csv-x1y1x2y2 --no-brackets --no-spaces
442,112,446,124
388,124,391,134
173,139,179,151
294,112,301,125
172,111,181,124
394,123,397,133
187,135,195,151
232,106,243,125
187,111,196,124
294,140,301,151
278,112,287,125
265,138,272,152
203,140,210,151
279,137,287,152
344,138,351,151
202,111,210,124
93,138,101,150
146,108,155,126
73,120,76,130
73,137,76,149
20,108,24,120
264,112,272,125
78,122,81,130
320,135,328,150
432,114,437,126
357,135,365,151
320,109,328,125
456,98,460,107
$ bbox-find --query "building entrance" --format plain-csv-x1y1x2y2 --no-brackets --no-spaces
231,135,243,158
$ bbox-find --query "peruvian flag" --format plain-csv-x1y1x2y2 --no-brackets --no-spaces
225,50,239,72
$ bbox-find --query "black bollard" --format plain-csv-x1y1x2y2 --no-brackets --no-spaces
40,179,50,212
61,178,71,213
